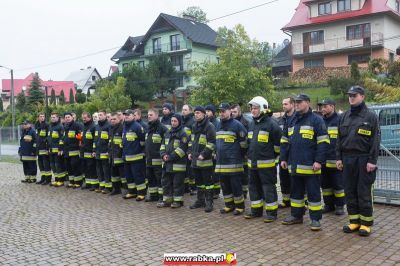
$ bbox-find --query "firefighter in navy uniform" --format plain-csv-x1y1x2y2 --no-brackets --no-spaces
35,113,52,185
48,113,65,187
158,114,188,208
94,111,112,193
216,103,248,216
145,109,168,202
244,97,282,222
317,99,345,215
62,112,83,188
19,120,38,183
188,106,216,212
205,104,221,199
80,112,96,190
231,104,250,199
280,94,329,231
109,112,124,195
277,97,295,208
337,86,380,237
182,104,196,194
161,103,174,130
122,109,146,201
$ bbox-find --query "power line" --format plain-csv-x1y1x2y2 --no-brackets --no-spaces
209,0,281,22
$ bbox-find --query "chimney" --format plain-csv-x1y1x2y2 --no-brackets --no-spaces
87,66,92,69
182,14,196,22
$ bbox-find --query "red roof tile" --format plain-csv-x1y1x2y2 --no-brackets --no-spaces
283,0,397,31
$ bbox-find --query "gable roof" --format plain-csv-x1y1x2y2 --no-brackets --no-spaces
64,68,101,92
111,35,144,61
2,74,75,101
283,0,398,31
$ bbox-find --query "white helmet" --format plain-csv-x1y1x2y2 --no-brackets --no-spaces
248,96,269,113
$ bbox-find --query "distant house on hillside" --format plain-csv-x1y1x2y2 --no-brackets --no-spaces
64,67,102,94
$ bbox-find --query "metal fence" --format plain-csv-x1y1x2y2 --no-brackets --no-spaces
0,127,20,156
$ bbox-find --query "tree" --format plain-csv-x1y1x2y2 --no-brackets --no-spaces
27,73,44,109
0,99,3,112
87,89,91,100
50,89,56,104
147,54,178,98
89,77,131,112
179,6,208,23
122,63,156,107
16,91,27,112
190,24,274,106
69,88,75,104
59,90,65,105
351,62,361,82
75,89,86,104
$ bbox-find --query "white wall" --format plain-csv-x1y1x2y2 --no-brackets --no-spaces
383,15,400,52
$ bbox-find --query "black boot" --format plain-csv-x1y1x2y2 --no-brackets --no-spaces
204,190,214,213
36,176,45,184
42,176,52,185
190,189,205,209
110,182,122,196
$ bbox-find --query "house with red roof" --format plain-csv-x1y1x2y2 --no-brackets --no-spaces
283,0,400,72
1,73,75,109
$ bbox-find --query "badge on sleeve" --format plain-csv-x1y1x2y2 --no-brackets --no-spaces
239,131,245,138
182,136,187,143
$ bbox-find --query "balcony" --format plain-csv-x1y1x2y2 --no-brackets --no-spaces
144,42,191,57
292,33,384,58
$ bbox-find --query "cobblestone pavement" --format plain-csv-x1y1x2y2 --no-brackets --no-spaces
1,162,400,265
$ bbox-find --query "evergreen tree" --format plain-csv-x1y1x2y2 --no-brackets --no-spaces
27,73,44,108
87,89,91,99
59,90,65,105
0,99,3,112
50,88,56,104
69,88,75,104
351,62,361,82
16,91,27,112
75,89,86,103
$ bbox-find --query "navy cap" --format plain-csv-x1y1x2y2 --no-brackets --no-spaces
123,109,134,115
294,94,311,102
22,120,31,125
218,103,231,111
205,104,216,114
318,98,336,106
162,103,174,112
347,86,365,95
194,106,206,114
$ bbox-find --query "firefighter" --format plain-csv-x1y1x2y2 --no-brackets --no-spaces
216,103,248,215
231,103,250,199
145,108,168,202
158,114,188,208
109,112,124,195
244,97,282,222
93,111,112,193
188,106,216,212
134,109,148,133
161,103,174,130
278,97,295,208
62,112,83,188
48,113,65,187
122,109,146,201
117,111,127,188
337,86,380,237
280,94,329,231
317,99,345,215
19,120,37,183
35,113,52,185
80,112,97,190
205,104,221,199
182,104,196,194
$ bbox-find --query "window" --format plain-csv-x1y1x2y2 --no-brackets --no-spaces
170,34,180,51
91,76,96,81
170,55,184,71
346,23,371,40
348,54,370,64
318,2,332,15
305,30,324,45
138,61,145,68
338,0,351,12
304,58,324,68
176,76,184,87
153,38,161,54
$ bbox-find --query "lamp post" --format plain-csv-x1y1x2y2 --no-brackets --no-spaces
0,65,15,140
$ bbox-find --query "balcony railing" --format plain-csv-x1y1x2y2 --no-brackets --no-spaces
292,33,384,56
144,42,191,56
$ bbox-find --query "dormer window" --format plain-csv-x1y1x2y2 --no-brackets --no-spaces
338,0,351,12
318,2,332,16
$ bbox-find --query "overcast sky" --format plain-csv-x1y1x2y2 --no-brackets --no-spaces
0,0,298,83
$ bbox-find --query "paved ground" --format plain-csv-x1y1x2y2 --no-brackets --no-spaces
1,162,400,265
